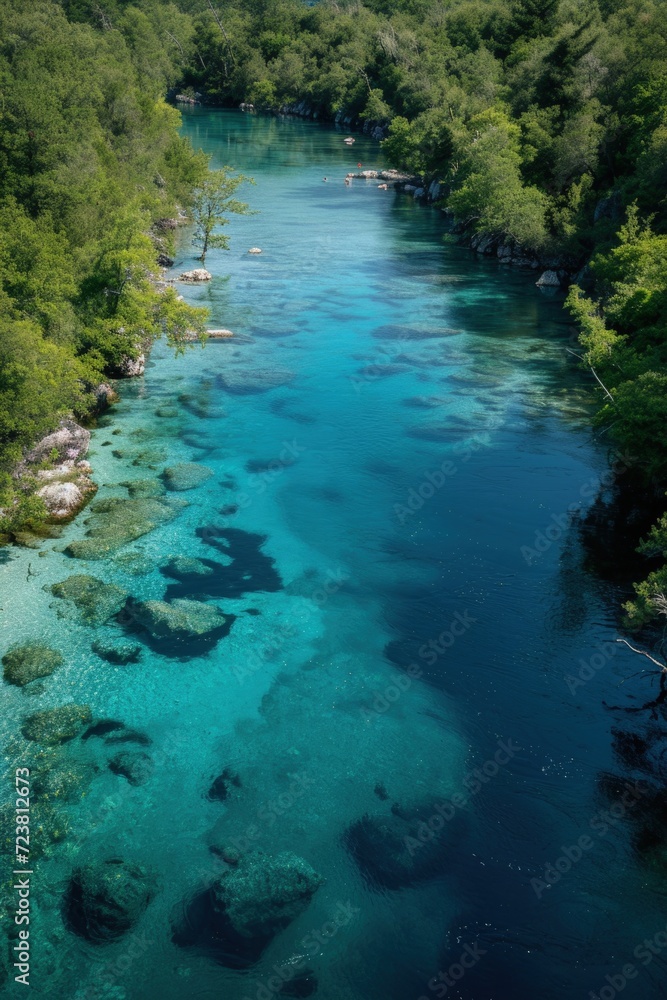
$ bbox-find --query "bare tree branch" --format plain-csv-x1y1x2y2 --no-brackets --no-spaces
165,30,185,58
566,348,615,402
206,0,236,67
616,638,667,671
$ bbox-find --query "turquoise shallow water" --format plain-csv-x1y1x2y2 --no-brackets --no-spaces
1,110,666,999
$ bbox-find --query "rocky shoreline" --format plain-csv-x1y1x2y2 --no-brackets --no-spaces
233,104,583,288
171,96,599,288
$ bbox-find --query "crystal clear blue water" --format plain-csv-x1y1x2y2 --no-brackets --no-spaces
1,109,665,1000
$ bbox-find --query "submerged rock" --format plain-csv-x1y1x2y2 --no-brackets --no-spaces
344,801,464,890
127,598,227,640
162,525,282,601
173,851,323,966
82,720,151,746
206,328,235,339
33,759,94,803
2,644,63,687
130,446,168,467
120,478,166,499
109,751,153,786
215,851,323,939
64,496,185,559
371,324,458,341
161,463,213,492
22,704,92,745
164,556,214,577
216,367,294,395
112,550,154,576
92,639,142,665
206,767,242,802
50,575,128,625
82,719,127,741
65,859,157,942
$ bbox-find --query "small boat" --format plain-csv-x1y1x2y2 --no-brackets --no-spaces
343,137,355,145
248,247,262,254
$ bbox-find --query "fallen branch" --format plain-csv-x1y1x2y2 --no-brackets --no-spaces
566,348,615,403
616,638,667,671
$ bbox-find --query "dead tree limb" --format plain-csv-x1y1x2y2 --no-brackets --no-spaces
566,348,615,403
206,0,236,67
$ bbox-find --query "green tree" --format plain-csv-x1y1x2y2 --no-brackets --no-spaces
448,108,549,249
191,169,253,264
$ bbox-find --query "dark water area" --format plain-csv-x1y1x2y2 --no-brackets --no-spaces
1,109,665,1000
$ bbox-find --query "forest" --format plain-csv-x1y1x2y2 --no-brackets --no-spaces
2,0,667,627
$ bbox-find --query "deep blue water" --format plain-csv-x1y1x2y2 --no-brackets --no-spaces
1,109,666,1000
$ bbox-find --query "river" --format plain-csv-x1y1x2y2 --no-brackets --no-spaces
0,108,664,1000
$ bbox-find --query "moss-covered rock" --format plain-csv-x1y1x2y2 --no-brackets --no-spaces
63,496,185,559
344,800,466,890
92,639,142,665
2,644,63,687
173,851,323,967
129,598,227,639
65,858,157,942
50,574,128,624
22,704,92,745
216,367,294,395
130,447,168,467
163,556,214,577
112,550,154,576
32,759,94,803
216,851,323,940
119,478,166,499
162,463,213,491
